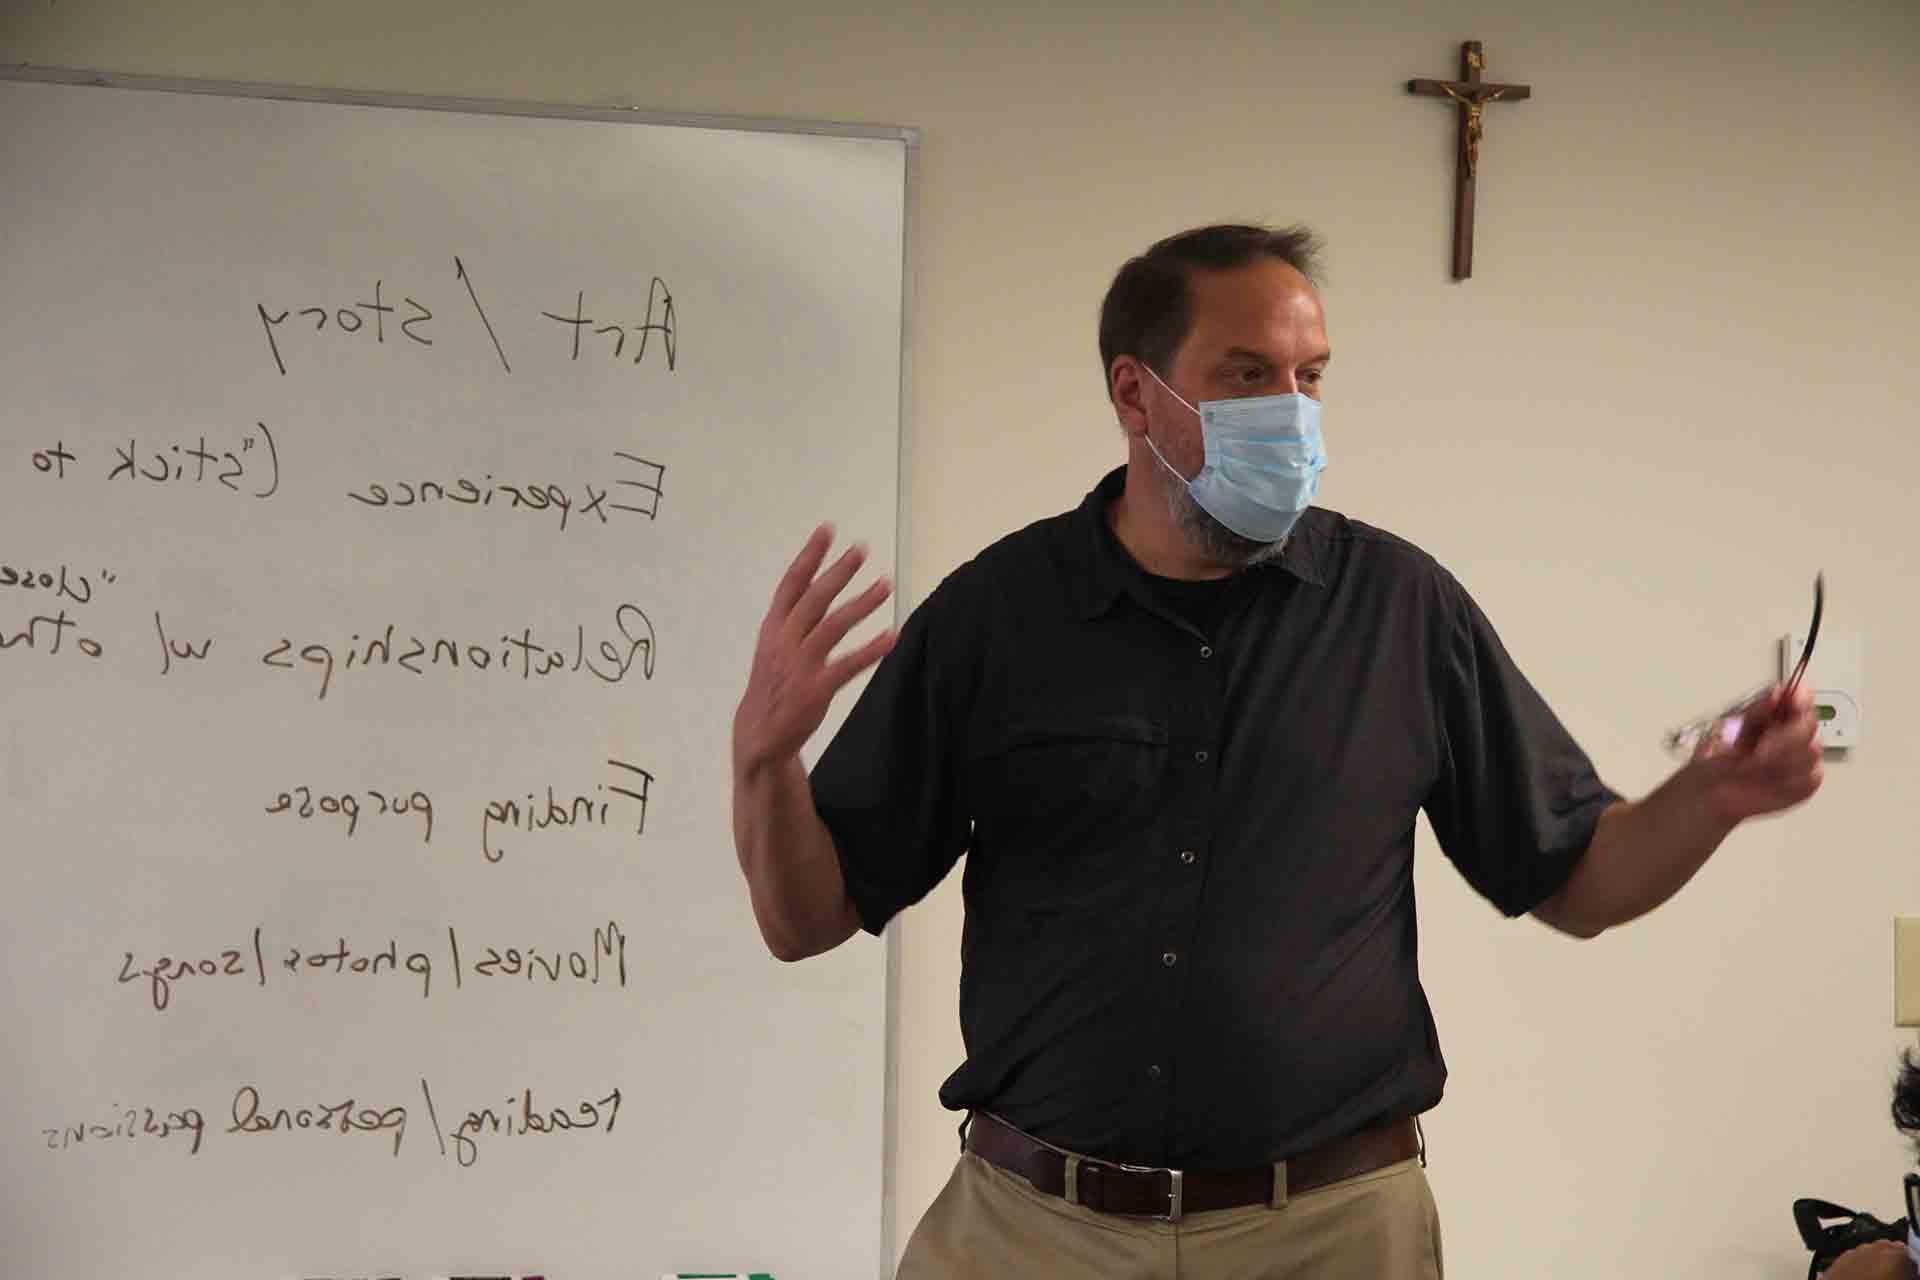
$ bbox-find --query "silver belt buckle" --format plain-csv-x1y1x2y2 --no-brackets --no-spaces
1119,1161,1184,1221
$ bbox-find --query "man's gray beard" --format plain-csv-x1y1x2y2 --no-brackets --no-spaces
1165,483,1288,571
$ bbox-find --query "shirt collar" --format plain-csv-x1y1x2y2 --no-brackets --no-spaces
1066,466,1325,620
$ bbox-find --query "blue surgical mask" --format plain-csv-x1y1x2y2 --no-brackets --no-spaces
1140,365,1327,544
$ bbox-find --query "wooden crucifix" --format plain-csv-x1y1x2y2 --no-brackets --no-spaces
1407,42,1532,280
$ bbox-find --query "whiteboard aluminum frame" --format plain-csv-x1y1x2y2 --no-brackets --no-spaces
1,63,918,144
3,61,918,1280
881,118,920,1280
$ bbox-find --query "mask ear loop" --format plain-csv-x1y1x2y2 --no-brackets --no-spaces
1141,429,1190,486
1139,361,1201,418
1135,361,1202,486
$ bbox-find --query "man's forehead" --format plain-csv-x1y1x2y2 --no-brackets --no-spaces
1182,261,1327,348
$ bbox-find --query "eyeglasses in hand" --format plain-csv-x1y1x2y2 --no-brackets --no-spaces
1662,573,1823,760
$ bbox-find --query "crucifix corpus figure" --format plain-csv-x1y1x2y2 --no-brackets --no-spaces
1407,41,1532,280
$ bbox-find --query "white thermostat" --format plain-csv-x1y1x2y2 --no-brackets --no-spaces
1780,628,1861,750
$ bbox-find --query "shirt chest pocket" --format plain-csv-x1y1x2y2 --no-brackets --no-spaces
969,713,1169,827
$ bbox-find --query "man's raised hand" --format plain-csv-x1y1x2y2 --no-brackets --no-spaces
1690,682,1825,823
733,524,896,777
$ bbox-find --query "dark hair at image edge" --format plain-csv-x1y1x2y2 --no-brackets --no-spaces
1894,1049,1920,1152
1098,223,1325,387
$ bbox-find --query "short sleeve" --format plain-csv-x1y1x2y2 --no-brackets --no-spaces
1423,571,1621,917
808,573,974,935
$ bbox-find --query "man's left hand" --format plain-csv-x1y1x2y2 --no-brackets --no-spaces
1689,683,1825,824
1534,684,1825,937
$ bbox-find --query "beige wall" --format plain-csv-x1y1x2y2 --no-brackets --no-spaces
6,1,1916,1273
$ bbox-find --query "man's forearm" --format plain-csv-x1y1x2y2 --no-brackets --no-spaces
731,754,861,961
1534,768,1739,938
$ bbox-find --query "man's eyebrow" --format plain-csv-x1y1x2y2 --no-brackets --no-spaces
1217,346,1333,365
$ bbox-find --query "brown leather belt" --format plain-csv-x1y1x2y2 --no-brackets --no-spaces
964,1110,1421,1222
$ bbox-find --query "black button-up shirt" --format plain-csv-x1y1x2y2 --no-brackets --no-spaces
811,468,1618,1169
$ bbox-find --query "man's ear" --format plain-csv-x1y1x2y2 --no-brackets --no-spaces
1111,356,1150,439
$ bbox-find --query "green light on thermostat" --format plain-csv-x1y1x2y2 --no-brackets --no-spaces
1816,704,1837,721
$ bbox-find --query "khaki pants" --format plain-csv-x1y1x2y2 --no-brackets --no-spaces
897,1150,1443,1280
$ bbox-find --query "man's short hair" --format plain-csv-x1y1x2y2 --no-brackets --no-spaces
1098,223,1325,386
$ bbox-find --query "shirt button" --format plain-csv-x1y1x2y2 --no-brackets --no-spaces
1179,849,1197,865
1199,645,1213,659
1147,1064,1163,1083
1161,950,1178,967
1194,750,1209,764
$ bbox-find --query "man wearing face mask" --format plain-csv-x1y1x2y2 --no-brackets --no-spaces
730,224,1825,1277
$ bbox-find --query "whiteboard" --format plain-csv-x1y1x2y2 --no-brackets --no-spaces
0,69,909,1280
